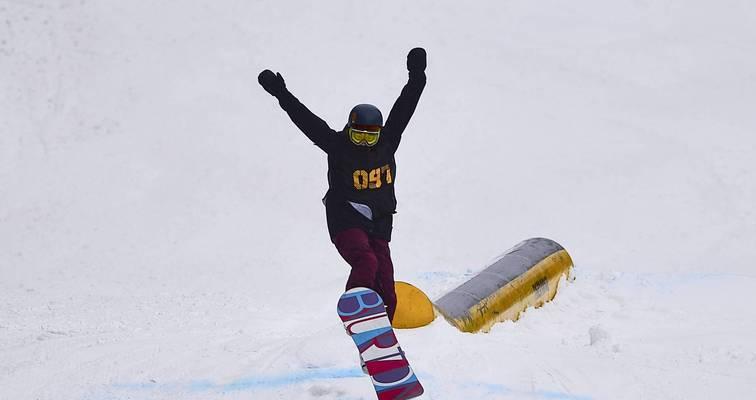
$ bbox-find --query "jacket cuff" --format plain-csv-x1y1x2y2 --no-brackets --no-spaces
276,90,296,109
408,70,426,83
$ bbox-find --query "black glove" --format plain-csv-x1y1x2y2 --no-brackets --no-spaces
407,47,427,72
258,69,287,97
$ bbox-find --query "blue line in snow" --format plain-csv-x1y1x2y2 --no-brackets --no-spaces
222,367,364,391
108,367,593,400
110,366,364,393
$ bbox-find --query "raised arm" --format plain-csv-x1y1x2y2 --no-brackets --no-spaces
383,48,427,151
258,70,336,153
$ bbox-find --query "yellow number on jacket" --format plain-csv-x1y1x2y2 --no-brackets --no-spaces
353,170,369,190
353,165,393,190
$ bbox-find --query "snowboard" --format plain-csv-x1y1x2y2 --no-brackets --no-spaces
337,287,424,400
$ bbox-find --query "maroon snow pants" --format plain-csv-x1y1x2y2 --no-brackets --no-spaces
334,228,397,322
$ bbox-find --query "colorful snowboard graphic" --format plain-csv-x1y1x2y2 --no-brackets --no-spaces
337,287,424,400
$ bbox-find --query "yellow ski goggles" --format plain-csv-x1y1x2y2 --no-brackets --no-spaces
348,125,381,147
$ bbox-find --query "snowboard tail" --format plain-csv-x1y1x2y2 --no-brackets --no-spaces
338,288,424,400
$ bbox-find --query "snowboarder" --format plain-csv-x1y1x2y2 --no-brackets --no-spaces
258,47,427,322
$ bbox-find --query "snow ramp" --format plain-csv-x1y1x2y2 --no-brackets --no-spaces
435,238,574,333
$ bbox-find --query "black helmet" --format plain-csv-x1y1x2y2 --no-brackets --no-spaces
348,104,383,127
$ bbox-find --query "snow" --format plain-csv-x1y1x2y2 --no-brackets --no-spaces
2,1,756,399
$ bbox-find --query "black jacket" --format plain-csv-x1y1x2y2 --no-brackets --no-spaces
276,70,426,240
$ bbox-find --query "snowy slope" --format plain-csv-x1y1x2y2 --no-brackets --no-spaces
2,1,756,399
